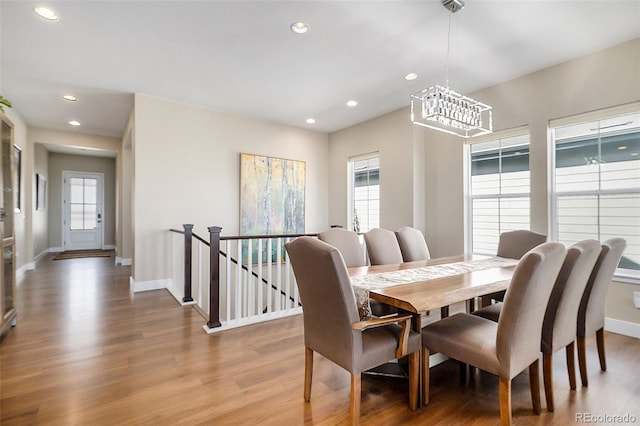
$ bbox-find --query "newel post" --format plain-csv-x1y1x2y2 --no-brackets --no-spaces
182,224,194,303
207,226,222,329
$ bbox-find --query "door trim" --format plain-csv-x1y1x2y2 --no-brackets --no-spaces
62,171,105,251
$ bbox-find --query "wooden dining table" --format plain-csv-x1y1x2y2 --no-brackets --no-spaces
348,254,518,330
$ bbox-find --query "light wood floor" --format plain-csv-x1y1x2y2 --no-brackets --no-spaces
1,255,639,425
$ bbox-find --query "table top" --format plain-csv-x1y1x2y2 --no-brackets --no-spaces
348,254,516,315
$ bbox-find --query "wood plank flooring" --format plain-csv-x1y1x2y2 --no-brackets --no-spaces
1,255,639,425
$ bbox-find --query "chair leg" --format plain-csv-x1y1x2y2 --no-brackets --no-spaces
596,328,607,371
577,335,588,387
499,377,513,426
459,361,467,384
350,373,361,426
480,295,491,308
408,351,419,411
422,347,430,405
566,341,576,390
528,359,541,415
543,353,554,412
304,347,313,401
466,297,475,312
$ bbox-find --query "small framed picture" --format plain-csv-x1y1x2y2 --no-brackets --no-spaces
36,173,47,211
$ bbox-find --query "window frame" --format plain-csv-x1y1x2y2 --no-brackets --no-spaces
550,107,640,284
348,152,380,233
465,127,531,256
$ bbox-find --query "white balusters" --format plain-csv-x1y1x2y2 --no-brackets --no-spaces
171,229,303,333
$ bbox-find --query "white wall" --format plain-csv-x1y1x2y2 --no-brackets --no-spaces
118,115,134,265
32,143,48,258
27,127,121,257
47,152,116,249
132,94,329,283
472,38,640,241
327,38,640,326
328,108,423,232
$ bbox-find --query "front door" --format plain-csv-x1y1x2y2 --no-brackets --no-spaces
63,171,103,251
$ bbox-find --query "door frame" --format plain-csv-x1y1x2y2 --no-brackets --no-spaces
62,171,105,251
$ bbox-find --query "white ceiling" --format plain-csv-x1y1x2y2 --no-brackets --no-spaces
1,1,639,139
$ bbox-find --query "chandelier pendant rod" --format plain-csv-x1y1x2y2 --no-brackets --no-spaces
409,0,493,138
445,10,453,89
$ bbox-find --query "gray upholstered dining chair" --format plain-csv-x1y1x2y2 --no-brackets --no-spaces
577,238,626,387
318,228,366,268
318,227,396,317
364,228,404,265
474,239,601,412
481,229,547,307
422,242,566,425
285,237,420,425
395,226,431,262
497,230,548,259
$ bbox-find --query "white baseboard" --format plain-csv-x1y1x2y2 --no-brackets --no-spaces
129,276,170,293
34,249,50,262
115,256,132,265
16,263,33,284
605,317,640,339
166,281,182,302
17,248,50,274
48,247,64,253
202,308,304,334
26,249,51,269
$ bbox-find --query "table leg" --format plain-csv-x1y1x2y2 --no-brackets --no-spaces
440,306,449,318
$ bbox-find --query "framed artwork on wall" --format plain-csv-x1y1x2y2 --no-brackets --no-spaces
36,173,46,211
240,153,306,263
240,152,306,235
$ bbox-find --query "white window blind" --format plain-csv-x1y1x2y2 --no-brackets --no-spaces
469,133,531,255
350,155,379,233
552,111,640,276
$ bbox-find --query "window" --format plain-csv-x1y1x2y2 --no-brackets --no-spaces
468,133,530,255
552,111,640,277
69,177,98,230
349,155,379,233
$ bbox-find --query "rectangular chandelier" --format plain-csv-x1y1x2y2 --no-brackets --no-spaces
410,85,492,138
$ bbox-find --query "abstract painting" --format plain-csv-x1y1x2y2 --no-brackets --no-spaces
240,153,305,236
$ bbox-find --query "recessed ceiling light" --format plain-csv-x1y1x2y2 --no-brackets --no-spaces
69,120,81,126
618,146,628,150
405,73,418,81
306,118,316,124
631,152,638,157
62,94,77,102
34,6,59,21
290,22,309,34
346,100,358,107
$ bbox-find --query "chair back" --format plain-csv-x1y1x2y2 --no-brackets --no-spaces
578,238,627,336
317,228,365,268
541,240,601,354
496,242,566,378
395,226,431,262
285,237,362,371
497,230,547,259
364,228,404,265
